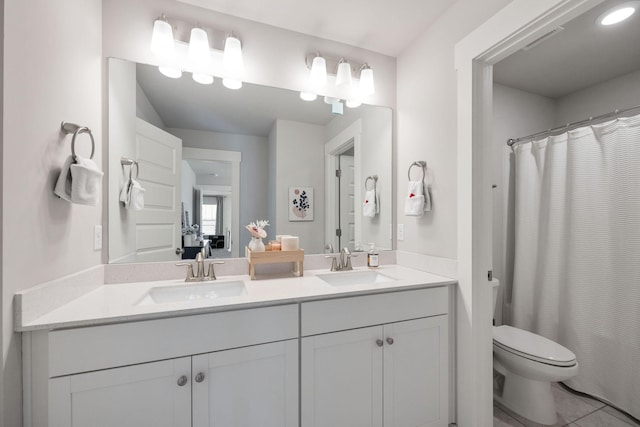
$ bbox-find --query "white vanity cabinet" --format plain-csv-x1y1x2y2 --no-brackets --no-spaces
300,287,450,427
24,304,299,427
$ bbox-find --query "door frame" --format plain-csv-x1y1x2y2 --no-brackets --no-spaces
183,147,241,258
454,0,604,425
324,120,362,251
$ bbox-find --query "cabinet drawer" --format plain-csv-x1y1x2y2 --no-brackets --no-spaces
49,304,298,377
301,287,448,336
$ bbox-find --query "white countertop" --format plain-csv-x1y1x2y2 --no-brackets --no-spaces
16,265,455,332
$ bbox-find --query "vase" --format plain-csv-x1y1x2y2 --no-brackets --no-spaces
248,237,265,252
184,234,194,247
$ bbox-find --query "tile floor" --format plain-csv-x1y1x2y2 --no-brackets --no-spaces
494,383,640,427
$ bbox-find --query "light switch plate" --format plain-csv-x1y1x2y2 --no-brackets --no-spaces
94,225,102,251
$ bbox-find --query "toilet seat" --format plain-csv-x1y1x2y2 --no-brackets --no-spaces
493,325,576,367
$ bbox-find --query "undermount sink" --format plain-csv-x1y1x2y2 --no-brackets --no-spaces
138,280,247,305
316,270,396,286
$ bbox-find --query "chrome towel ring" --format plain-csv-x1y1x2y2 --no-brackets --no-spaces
121,157,140,181
365,175,378,191
408,161,426,181
61,121,95,160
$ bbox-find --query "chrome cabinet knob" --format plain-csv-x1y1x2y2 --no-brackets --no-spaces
195,372,205,383
386,337,394,345
177,375,188,386
376,339,384,347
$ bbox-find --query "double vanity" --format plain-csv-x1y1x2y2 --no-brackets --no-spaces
17,264,455,427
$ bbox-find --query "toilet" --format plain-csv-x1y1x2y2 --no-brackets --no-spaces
491,279,578,425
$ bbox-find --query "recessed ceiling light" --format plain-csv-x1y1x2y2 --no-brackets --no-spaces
598,2,639,26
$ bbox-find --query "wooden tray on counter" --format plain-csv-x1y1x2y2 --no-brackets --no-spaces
245,247,304,280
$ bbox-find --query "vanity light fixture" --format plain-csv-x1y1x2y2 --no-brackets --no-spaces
309,54,328,89
223,78,243,90
324,96,340,105
151,15,176,59
358,63,375,97
335,58,352,89
223,35,244,74
188,27,212,64
598,1,638,25
346,98,362,108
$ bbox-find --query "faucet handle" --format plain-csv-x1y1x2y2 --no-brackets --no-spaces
176,262,196,282
207,261,225,280
325,255,339,271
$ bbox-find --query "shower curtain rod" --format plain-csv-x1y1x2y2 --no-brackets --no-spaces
507,104,640,146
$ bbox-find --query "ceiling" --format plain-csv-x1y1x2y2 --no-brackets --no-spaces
493,0,640,98
175,0,457,57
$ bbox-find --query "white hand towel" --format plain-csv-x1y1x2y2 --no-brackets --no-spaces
70,155,103,206
54,155,74,202
120,179,146,211
362,189,378,218
404,180,431,216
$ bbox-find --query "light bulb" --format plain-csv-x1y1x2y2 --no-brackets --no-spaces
335,59,352,89
324,96,339,105
192,73,213,85
150,17,175,59
359,65,375,97
188,27,211,64
309,55,327,89
346,99,362,108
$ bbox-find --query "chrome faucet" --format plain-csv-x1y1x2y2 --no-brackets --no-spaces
325,247,356,271
176,249,225,282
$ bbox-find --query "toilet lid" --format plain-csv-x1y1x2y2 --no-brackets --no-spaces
493,325,577,367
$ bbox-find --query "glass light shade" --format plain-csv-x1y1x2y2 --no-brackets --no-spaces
158,66,182,79
223,36,244,74
309,56,327,89
346,99,362,108
599,5,636,25
192,73,214,85
300,92,317,101
223,78,243,90
335,60,352,88
188,27,212,64
324,96,339,105
150,18,175,59
359,66,375,97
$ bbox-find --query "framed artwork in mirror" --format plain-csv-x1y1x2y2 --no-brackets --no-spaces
289,186,313,221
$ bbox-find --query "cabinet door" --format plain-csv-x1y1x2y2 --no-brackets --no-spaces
383,315,449,427
192,339,298,427
301,326,383,427
49,357,191,427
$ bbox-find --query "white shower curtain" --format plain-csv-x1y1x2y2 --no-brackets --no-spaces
511,113,640,419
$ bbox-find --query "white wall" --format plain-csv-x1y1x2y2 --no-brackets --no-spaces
555,69,640,126
2,1,103,425
396,0,513,261
273,120,326,253
491,84,556,324
168,128,269,247
136,81,165,129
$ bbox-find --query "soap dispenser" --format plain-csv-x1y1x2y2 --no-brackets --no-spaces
367,243,379,268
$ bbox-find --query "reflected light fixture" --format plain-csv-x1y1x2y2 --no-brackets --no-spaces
346,99,362,108
335,58,352,89
192,73,213,85
188,27,212,64
223,78,242,90
324,96,339,105
150,15,175,59
598,1,639,25
159,66,182,79
358,64,375,97
309,54,327,89
300,92,317,101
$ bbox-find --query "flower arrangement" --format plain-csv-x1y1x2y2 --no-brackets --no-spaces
182,223,199,236
245,220,269,239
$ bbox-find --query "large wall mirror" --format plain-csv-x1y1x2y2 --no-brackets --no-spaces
108,58,392,263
